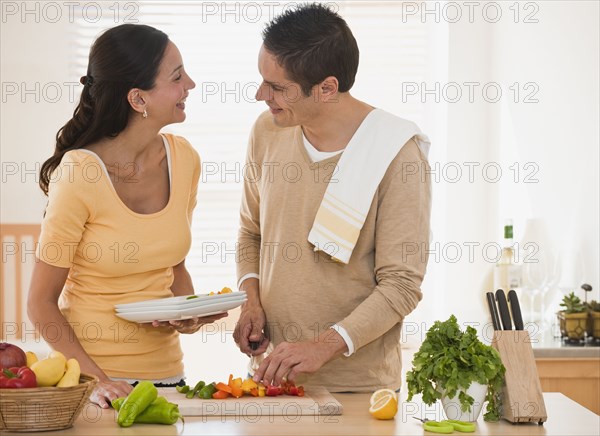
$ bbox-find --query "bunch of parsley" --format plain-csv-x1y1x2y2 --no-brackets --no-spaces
406,315,506,421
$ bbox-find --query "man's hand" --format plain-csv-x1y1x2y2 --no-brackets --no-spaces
252,329,348,386
233,277,269,355
233,304,269,355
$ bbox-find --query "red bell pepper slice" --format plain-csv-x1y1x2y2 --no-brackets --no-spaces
282,380,294,395
212,390,230,399
280,380,304,396
0,367,37,389
266,385,282,396
215,382,232,393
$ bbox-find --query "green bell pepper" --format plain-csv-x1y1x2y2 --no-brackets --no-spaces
186,380,205,399
112,396,181,425
116,381,158,427
198,382,217,399
176,385,189,394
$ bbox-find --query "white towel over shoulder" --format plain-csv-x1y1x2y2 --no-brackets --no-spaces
307,108,430,264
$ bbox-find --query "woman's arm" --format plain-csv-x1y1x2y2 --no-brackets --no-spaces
28,261,105,377
27,260,132,408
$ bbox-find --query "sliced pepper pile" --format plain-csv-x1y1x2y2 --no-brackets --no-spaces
177,374,304,399
208,287,233,296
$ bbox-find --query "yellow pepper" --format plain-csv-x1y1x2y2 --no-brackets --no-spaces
241,378,258,393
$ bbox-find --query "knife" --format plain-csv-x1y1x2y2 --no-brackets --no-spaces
495,289,512,330
507,290,524,330
486,292,502,330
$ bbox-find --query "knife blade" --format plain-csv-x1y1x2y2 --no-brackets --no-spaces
496,289,512,330
507,290,524,330
486,292,502,330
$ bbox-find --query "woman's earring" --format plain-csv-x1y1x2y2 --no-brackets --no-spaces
142,108,148,119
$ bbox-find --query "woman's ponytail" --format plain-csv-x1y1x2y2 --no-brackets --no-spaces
39,79,95,194
38,24,169,195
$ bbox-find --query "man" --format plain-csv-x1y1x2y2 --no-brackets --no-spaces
233,3,431,393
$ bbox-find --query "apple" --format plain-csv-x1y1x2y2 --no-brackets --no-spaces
0,343,27,369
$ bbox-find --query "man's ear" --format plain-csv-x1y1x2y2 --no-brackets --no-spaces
318,76,339,103
127,89,147,114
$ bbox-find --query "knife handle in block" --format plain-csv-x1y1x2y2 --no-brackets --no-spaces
496,289,512,330
486,292,502,330
507,290,524,331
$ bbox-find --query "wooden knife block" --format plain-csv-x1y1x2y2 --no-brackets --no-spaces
491,330,547,424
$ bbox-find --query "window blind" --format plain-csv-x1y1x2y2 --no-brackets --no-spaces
69,1,435,293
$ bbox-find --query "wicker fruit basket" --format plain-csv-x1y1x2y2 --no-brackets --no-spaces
0,373,97,432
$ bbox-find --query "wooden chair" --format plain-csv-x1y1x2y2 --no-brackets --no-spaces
1,224,41,340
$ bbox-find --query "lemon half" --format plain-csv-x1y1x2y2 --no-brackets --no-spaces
370,388,398,406
369,394,398,420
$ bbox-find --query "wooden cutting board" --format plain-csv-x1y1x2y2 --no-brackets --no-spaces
158,386,343,416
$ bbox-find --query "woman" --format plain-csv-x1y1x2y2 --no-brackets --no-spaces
28,24,225,408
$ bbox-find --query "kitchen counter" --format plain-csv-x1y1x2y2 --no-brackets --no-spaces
531,335,600,358
527,329,600,414
4,392,598,435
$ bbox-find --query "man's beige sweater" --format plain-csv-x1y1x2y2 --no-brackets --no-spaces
237,111,431,392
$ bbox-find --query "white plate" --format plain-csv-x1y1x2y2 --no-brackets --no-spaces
115,294,246,313
114,298,247,323
114,292,246,311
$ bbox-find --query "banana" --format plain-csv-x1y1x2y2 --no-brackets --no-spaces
31,356,66,387
56,358,81,387
26,351,38,367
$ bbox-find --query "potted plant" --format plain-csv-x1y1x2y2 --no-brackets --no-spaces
558,292,587,340
406,315,506,422
586,300,600,339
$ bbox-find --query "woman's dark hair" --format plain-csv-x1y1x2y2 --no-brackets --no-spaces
39,24,169,195
262,3,359,96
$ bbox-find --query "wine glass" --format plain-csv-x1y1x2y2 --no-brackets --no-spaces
522,248,561,333
558,250,586,296
519,218,563,335
521,266,541,325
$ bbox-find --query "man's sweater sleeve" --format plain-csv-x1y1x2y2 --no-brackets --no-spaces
337,138,431,351
237,127,262,282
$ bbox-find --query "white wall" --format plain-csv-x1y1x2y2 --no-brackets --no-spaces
490,1,599,313
433,11,499,327
410,1,599,335
1,18,75,222
1,2,599,362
